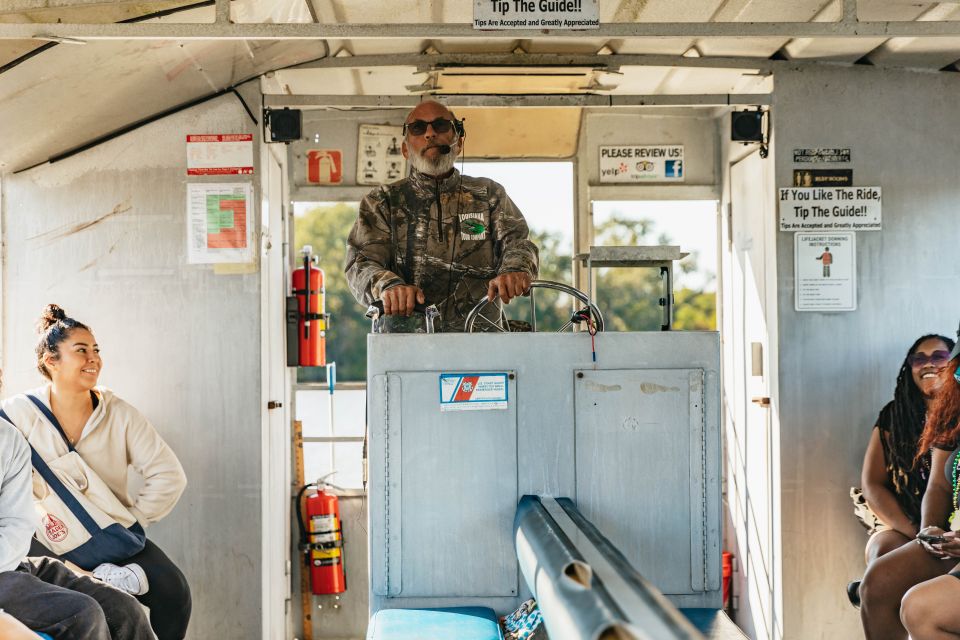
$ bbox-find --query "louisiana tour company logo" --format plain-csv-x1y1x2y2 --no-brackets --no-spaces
43,513,69,542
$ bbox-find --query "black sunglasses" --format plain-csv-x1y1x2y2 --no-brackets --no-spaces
403,118,455,136
907,350,952,368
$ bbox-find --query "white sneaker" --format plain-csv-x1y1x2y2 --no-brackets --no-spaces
93,562,149,595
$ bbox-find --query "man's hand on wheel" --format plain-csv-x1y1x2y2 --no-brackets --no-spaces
487,272,531,304
381,285,425,316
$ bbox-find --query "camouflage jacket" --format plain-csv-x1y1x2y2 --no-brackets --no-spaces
345,168,539,332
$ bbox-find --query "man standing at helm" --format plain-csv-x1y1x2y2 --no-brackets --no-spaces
345,100,539,333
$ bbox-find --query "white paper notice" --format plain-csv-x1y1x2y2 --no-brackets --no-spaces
186,183,254,264
794,232,856,312
474,0,599,29
186,134,254,175
779,186,881,231
357,125,406,185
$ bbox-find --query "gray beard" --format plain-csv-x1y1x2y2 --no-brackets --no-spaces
408,146,457,176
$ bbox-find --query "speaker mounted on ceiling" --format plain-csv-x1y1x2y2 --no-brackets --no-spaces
264,107,302,144
731,108,769,158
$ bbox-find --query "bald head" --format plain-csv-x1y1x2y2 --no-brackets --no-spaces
406,100,455,125
402,100,462,176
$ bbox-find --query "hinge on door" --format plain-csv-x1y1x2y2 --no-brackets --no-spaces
268,401,283,410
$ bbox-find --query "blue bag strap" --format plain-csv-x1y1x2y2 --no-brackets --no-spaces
0,407,100,537
26,394,75,452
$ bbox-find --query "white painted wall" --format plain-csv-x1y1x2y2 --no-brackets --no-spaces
1,89,264,639
720,139,782,640
772,66,960,639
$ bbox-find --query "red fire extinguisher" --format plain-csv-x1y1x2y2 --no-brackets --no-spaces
291,245,327,367
297,481,346,595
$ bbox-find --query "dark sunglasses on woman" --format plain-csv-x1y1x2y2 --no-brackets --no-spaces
907,351,952,368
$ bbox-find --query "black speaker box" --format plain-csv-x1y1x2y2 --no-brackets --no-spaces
266,108,302,143
731,110,764,142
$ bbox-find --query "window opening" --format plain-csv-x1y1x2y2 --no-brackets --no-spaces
463,162,575,330
591,200,718,332
293,202,366,490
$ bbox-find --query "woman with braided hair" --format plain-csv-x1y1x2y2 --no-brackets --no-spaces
859,328,960,640
848,334,955,607
896,339,960,639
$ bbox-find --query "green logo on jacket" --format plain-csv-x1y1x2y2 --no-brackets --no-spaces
463,218,486,235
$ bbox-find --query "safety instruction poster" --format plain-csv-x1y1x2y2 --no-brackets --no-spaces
599,145,684,183
186,134,253,175
186,183,254,264
439,373,509,412
779,187,881,231
357,124,406,185
794,232,856,312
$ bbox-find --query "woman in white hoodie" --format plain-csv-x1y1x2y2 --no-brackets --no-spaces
2,304,190,640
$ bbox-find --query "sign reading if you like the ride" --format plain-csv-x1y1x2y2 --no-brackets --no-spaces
474,0,599,29
779,186,881,231
439,373,509,412
599,145,684,183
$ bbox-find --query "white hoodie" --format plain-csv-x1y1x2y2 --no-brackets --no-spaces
2,386,186,528
0,420,36,572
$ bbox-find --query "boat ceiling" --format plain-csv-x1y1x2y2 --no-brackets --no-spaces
2,0,960,172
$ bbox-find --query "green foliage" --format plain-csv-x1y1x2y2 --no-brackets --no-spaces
591,215,716,331
293,206,716,381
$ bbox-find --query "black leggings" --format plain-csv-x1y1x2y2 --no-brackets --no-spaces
30,537,192,640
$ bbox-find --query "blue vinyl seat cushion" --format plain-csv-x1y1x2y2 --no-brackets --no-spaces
681,608,748,640
367,607,504,640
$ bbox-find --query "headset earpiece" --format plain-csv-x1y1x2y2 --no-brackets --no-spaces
454,118,465,138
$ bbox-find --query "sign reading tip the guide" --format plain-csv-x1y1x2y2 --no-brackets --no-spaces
474,0,599,29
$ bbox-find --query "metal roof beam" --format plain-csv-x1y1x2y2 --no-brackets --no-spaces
5,21,960,40
0,0,172,12
286,52,778,73
262,94,772,108
214,0,229,24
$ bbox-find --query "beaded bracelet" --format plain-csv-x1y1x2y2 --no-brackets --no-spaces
950,451,960,527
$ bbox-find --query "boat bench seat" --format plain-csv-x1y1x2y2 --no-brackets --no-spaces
366,606,503,640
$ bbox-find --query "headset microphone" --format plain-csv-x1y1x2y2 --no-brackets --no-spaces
436,144,452,154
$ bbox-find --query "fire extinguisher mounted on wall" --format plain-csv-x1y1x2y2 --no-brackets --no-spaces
296,476,347,595
287,245,328,367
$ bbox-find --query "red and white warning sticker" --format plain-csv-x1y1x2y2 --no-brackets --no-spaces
439,373,509,412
